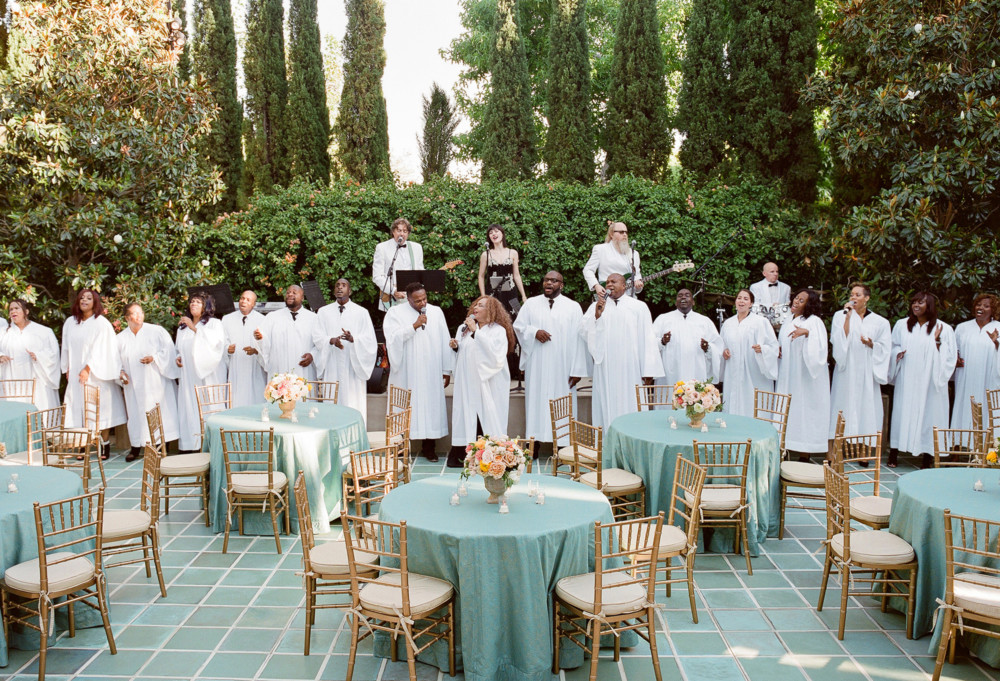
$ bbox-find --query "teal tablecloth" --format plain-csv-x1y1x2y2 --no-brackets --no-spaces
0,401,34,456
0,465,95,667
204,402,368,534
604,412,781,556
375,474,631,681
889,467,1000,666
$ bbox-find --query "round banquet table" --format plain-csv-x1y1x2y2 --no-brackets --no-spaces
889,467,1000,666
0,401,34,456
204,402,369,535
603,411,781,556
0,465,94,667
374,474,635,681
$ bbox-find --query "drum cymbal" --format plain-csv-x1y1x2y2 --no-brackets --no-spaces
703,292,736,306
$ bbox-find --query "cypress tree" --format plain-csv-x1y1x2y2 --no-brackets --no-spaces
729,0,820,202
286,0,330,185
334,0,390,182
480,0,538,181
605,0,671,180
191,0,243,214
418,83,460,181
545,0,593,183
677,0,730,179
172,0,191,82
244,0,289,192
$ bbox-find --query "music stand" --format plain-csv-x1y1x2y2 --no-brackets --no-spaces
187,284,234,319
397,269,446,293
301,280,327,310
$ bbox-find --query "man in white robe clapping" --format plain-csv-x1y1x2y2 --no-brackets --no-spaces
222,290,267,407
581,274,663,428
313,279,376,423
117,303,180,461
653,288,723,388
257,285,322,382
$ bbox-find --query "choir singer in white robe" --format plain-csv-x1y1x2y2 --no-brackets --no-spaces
581,273,663,429
313,279,376,423
0,300,61,410
447,296,515,467
175,292,226,452
117,302,180,461
951,293,1000,430
257,285,322,382
720,289,778,417
777,289,830,460
383,282,453,462
829,283,891,438
61,289,126,458
513,271,589,457
653,288,723,388
222,290,267,407
888,292,957,467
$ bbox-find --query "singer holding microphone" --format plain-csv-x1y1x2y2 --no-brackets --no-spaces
174,292,226,452
372,217,424,313
583,221,643,298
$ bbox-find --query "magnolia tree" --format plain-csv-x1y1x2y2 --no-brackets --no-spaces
0,0,223,329
803,0,1000,318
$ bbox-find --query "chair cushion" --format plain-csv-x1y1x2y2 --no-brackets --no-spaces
359,572,454,616
555,571,648,616
102,509,152,540
580,468,644,493
309,539,379,576
343,459,406,479
851,495,892,525
159,452,210,476
4,552,95,593
953,572,1000,619
556,445,596,463
686,485,741,512
830,530,914,565
622,523,690,556
365,432,403,447
780,461,825,485
231,471,288,494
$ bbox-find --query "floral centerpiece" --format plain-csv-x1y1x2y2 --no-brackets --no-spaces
460,435,527,504
673,379,723,428
264,373,311,419
987,437,999,468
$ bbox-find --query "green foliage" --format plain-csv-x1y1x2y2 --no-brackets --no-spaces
802,0,1000,321
0,0,222,330
191,0,244,215
605,0,671,179
334,0,390,182
244,0,289,193
481,0,539,180
287,0,331,185
676,0,730,179
729,0,820,202
197,176,802,325
545,0,594,183
418,83,460,181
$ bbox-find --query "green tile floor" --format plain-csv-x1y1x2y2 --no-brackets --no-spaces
1,453,999,681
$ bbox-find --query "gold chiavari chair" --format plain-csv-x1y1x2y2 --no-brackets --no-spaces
693,439,754,574
971,396,984,432
41,429,96,491
834,431,890,530
26,404,66,466
344,409,411,512
574,419,646,520
220,428,290,554
305,380,339,403
0,378,35,404
933,427,990,468
195,382,232,447
55,384,106,485
549,394,576,478
147,404,211,525
346,445,400,518
512,437,535,474
987,387,1000,434
635,384,675,411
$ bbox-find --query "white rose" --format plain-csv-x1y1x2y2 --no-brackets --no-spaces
914,22,922,33
201,259,210,267
113,234,123,244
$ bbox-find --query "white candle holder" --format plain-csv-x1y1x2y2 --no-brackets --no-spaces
974,479,985,492
261,407,270,423
499,498,510,514
450,492,460,506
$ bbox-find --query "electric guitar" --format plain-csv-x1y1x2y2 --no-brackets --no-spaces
623,260,695,291
380,259,464,303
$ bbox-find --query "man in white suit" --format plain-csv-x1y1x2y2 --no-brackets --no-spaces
372,217,424,312
749,262,791,308
582,221,643,298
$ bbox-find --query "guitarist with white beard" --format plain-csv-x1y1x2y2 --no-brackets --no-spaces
583,221,643,298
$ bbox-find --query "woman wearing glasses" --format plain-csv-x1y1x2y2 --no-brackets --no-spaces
582,221,643,298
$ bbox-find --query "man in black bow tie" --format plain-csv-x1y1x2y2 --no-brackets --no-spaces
749,262,791,309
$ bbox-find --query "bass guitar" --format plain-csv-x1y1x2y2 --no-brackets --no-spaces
623,259,695,291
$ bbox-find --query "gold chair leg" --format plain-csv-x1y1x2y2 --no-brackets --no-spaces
931,609,953,681
778,483,787,539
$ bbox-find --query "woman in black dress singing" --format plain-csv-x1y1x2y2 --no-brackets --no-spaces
477,224,527,317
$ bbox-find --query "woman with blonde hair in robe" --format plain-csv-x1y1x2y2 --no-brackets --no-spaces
175,292,226,452
0,299,61,411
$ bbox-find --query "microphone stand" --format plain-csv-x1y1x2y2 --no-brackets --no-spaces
382,241,405,309
629,240,638,299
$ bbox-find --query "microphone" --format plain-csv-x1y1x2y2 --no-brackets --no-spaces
631,239,636,250
485,240,491,250
396,236,405,247
419,306,427,330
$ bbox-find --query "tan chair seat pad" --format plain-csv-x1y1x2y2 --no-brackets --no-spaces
102,509,152,540
310,539,379,575
231,471,288,494
851,495,892,525
343,459,406,479
953,572,1000,619
160,452,210,476
686,485,742,512
831,530,915,565
580,468,644,493
359,572,454,616
623,523,689,556
4,552,95,593
365,432,403,447
556,445,596,463
555,571,648,616
780,461,826,485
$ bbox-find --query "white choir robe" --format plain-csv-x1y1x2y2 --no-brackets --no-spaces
829,309,891,437
652,310,723,388
0,322,61,410
61,315,126,430
581,296,664,429
118,324,180,447
749,279,791,307
175,318,226,451
451,323,510,445
222,310,267,407
313,301,377,423
383,303,453,440
889,319,957,455
951,319,1000,430
777,315,830,453
513,294,590,443
372,239,424,311
0,318,6,332
259,308,323,381
719,314,778,417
